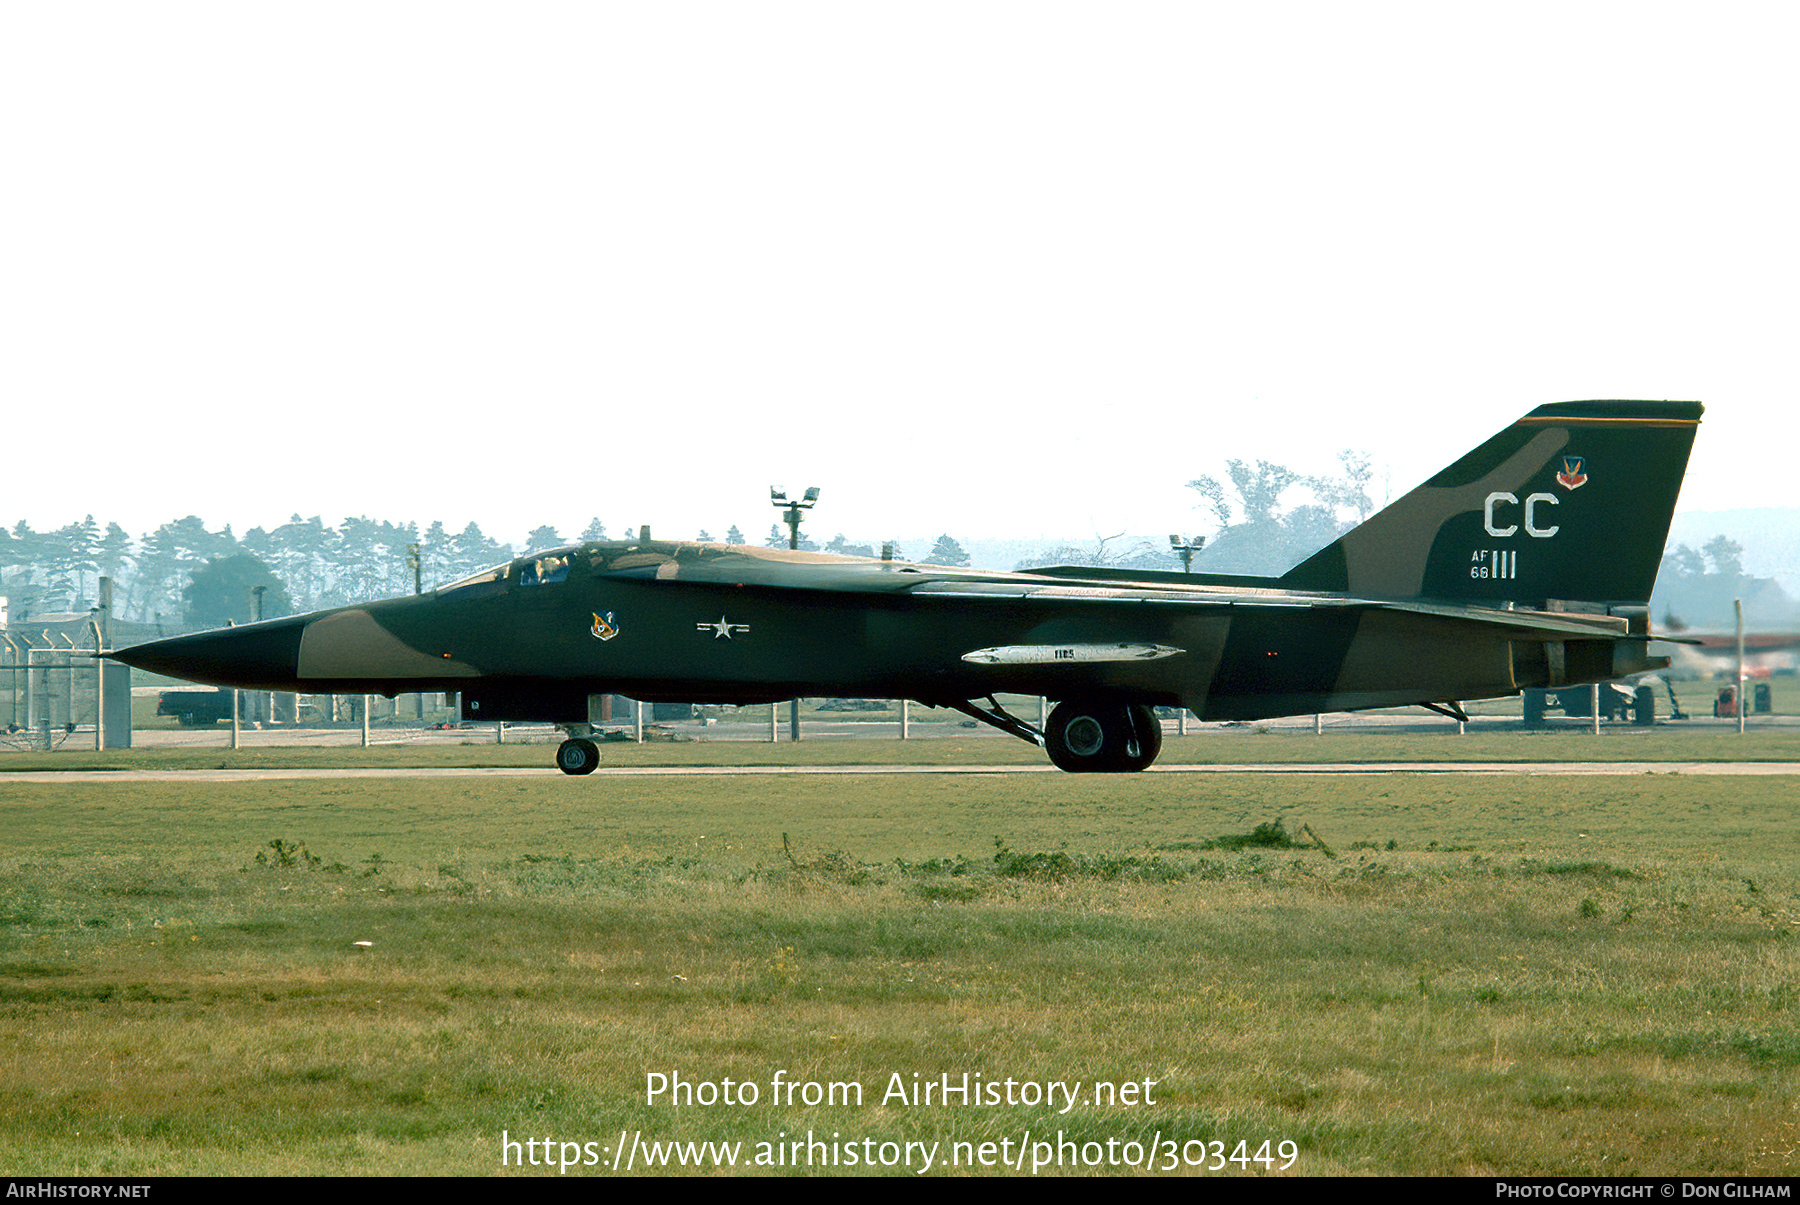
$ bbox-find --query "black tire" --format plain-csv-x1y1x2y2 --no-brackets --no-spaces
1116,703,1163,772
1046,700,1163,773
556,737,600,776
1047,703,1110,772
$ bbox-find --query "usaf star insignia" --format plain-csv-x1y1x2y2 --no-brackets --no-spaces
699,615,750,639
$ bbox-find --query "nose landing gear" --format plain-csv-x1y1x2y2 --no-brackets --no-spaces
556,736,601,775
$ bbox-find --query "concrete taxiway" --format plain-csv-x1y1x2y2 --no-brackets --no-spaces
2,761,1797,783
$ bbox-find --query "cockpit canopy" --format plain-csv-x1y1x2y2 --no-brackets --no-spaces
437,539,891,599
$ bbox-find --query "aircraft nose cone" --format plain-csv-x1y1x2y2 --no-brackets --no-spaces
110,617,308,691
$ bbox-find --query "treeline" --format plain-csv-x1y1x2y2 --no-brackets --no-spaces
0,515,970,631
4,452,1386,630
1656,535,1799,629
1017,450,1378,575
0,514,604,628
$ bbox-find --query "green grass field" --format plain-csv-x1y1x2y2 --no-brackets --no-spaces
2,755,1797,1176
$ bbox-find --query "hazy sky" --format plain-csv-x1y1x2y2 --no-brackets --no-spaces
6,3,1796,553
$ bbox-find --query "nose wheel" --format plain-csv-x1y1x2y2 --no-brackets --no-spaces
1045,700,1163,772
556,737,601,775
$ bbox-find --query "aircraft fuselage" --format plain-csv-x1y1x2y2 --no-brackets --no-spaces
110,400,1701,773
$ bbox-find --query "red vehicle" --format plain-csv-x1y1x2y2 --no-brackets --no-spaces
1713,683,1774,718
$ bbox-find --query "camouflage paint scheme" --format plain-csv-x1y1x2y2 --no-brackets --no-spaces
112,400,1702,773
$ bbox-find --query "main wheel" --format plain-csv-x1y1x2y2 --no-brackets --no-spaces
1116,703,1163,772
556,737,601,776
1046,703,1111,772
1045,700,1162,773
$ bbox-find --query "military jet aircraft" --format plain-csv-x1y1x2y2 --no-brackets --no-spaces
112,399,1701,774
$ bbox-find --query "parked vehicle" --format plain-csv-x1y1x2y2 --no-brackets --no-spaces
155,687,233,726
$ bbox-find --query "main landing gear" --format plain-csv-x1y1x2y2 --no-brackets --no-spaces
1044,700,1162,773
556,736,601,775
941,695,1165,773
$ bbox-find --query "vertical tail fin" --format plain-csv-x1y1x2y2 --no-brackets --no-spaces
1280,400,1702,606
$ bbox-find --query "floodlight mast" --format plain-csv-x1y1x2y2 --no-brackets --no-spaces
771,486,819,551
771,486,821,739
1169,534,1205,574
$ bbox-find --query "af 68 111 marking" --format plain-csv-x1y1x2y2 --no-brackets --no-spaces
1471,549,1520,580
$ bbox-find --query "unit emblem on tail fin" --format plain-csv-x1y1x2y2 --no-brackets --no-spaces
1556,456,1588,490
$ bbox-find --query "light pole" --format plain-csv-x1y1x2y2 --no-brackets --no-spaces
771,486,819,740
405,543,424,719
772,486,818,550
1169,534,1205,574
